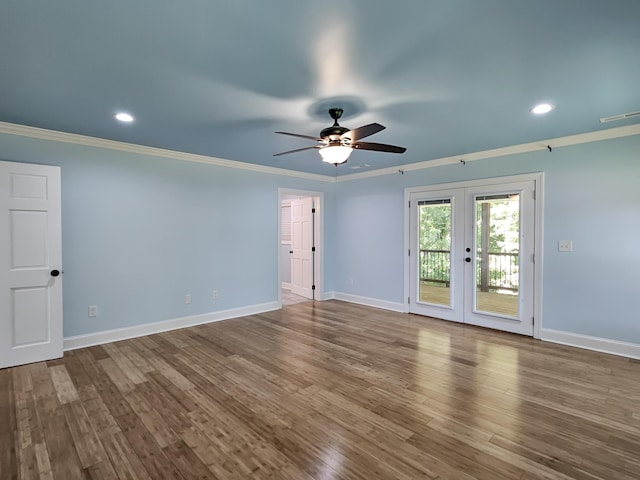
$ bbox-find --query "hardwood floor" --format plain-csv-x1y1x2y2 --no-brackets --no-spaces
281,288,311,306
2,300,640,479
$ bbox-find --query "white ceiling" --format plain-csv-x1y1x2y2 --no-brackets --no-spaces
1,1,639,176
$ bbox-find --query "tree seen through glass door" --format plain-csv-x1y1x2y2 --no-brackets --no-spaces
474,194,520,317
418,200,452,306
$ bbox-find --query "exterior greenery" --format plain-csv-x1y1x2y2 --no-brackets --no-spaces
419,197,520,292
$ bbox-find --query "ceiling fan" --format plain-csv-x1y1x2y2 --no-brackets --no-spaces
274,108,406,165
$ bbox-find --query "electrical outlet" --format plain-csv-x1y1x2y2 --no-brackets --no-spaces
184,294,192,304
558,240,573,252
212,290,219,300
88,305,98,317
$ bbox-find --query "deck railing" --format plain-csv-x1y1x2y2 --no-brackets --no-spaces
419,249,519,292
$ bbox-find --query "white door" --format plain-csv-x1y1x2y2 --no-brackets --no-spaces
290,197,313,299
0,161,63,369
409,189,465,323
409,178,536,336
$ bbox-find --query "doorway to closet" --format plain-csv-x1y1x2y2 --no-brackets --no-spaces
279,189,323,306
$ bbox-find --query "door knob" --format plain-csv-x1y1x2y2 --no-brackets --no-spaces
289,250,293,254
465,258,471,263
466,247,471,252
50,269,62,277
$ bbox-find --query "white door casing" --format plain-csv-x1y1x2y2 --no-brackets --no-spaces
290,197,313,299
0,161,63,369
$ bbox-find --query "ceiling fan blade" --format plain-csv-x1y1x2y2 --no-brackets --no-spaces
342,123,385,142
273,146,321,157
353,142,407,154
275,131,323,141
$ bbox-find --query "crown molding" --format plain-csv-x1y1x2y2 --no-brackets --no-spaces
2,121,639,184
337,123,640,182
0,121,335,183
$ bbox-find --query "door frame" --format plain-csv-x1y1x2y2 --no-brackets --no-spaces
404,173,544,339
278,188,324,305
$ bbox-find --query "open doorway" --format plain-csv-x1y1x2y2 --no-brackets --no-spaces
278,189,323,306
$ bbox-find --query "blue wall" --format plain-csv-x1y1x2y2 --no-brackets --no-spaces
333,134,640,344
0,133,335,337
1,130,639,347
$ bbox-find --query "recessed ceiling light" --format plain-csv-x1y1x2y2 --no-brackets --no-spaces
530,103,554,115
114,112,134,123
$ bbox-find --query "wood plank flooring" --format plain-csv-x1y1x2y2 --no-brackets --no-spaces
2,300,640,479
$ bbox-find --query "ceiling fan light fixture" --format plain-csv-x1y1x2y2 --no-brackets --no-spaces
319,146,353,165
274,108,405,161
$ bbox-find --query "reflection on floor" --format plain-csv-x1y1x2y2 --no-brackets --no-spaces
282,287,311,306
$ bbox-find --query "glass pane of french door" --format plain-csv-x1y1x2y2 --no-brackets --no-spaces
418,199,452,306
473,193,520,318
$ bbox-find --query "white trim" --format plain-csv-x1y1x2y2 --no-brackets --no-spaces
338,124,640,182
63,301,280,351
325,294,640,360
403,190,411,314
0,121,333,183
2,122,639,183
404,172,544,194
331,292,406,313
541,328,640,360
281,282,292,290
318,293,640,360
533,174,544,340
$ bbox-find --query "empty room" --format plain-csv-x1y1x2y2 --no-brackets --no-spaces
1,1,639,479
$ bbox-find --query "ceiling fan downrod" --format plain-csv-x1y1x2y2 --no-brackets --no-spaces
321,108,349,138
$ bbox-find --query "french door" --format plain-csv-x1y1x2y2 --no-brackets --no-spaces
408,177,537,336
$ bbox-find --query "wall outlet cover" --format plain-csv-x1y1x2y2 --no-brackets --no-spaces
558,240,573,252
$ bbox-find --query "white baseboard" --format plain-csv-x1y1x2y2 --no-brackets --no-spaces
64,298,640,360
63,301,280,351
281,282,292,290
541,328,640,360
326,295,640,359
329,291,406,313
